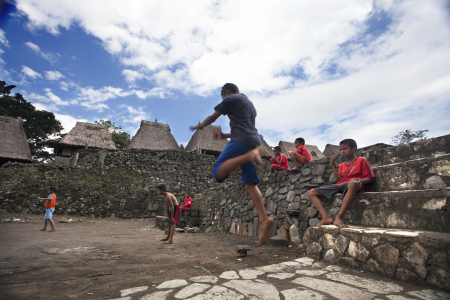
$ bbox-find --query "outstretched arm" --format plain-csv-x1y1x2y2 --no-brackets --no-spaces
190,111,222,131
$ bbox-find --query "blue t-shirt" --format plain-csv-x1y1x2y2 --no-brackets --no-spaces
214,93,261,147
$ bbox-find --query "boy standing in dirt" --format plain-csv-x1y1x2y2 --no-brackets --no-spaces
157,185,179,244
190,83,273,247
37,186,57,232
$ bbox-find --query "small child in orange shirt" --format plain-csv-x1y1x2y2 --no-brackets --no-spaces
288,138,312,171
37,186,57,232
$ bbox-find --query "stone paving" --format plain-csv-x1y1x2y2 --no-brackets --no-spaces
108,257,450,300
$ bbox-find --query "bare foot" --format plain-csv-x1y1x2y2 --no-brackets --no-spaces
316,216,334,227
333,217,347,228
250,146,263,171
40,228,46,231
256,218,274,247
48,228,56,232
164,240,173,244
160,237,169,241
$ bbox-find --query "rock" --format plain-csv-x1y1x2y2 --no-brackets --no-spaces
403,242,428,278
324,249,337,263
205,226,212,233
269,235,290,247
321,233,336,249
230,221,236,234
301,168,311,176
303,228,310,245
309,218,319,227
305,207,317,218
307,242,322,259
340,257,360,268
289,224,301,245
175,228,185,233
348,241,370,262
264,187,274,197
287,210,300,216
14,205,22,212
364,258,385,276
372,244,399,278
277,226,288,239
311,164,327,175
236,245,251,257
335,235,349,256
286,191,295,202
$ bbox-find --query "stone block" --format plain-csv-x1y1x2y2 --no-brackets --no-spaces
403,242,428,278
311,164,327,175
299,221,308,231
230,221,236,234
279,187,288,194
265,187,274,197
277,226,288,239
270,235,289,247
300,192,310,201
428,251,448,269
427,266,448,289
289,224,301,245
301,168,311,176
307,242,322,259
324,249,337,263
242,221,247,236
335,235,349,256
321,233,336,249
309,218,319,227
247,222,253,237
372,244,399,278
238,219,243,235
348,241,369,262
305,207,317,218
364,258,385,277
286,191,295,202
340,257,360,268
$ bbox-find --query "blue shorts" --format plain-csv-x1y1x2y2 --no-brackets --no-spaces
44,208,54,219
212,141,260,186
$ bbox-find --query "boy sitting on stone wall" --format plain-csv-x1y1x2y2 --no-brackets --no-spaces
307,139,375,228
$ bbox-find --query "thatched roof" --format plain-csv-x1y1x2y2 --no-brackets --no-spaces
278,141,326,161
127,120,180,151
259,134,273,158
323,144,340,157
185,125,228,155
0,116,32,162
58,122,117,150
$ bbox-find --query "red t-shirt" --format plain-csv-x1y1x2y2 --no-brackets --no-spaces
336,157,375,192
295,145,312,163
183,197,192,208
45,194,56,209
272,154,289,170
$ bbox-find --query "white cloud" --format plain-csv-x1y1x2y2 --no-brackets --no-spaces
0,29,9,47
45,70,65,80
55,113,88,134
24,41,59,63
27,88,70,109
121,105,150,124
15,0,450,149
21,65,41,78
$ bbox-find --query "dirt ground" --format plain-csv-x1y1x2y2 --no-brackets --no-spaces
0,214,304,300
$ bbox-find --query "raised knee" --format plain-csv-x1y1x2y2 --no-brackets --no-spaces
308,189,316,196
348,180,359,189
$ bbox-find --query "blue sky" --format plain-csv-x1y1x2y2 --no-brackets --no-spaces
1,0,449,151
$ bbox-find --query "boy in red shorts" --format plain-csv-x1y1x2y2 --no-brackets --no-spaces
307,139,375,228
270,146,289,173
289,137,312,171
157,185,179,244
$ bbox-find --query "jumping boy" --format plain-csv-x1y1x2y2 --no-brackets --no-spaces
37,186,57,232
180,192,192,211
288,138,312,171
307,139,375,228
270,146,289,173
157,185,179,244
190,83,273,247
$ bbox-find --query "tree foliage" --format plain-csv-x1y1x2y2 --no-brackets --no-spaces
391,129,429,146
94,119,131,150
0,80,63,162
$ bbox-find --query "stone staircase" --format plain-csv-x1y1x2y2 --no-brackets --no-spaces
307,135,450,290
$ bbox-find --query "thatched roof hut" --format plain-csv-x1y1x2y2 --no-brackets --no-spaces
127,120,180,151
58,122,117,150
279,141,326,161
185,125,228,155
0,116,32,165
323,144,340,157
259,134,273,158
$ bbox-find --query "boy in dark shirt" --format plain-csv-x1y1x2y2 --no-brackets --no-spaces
191,83,273,247
307,139,375,228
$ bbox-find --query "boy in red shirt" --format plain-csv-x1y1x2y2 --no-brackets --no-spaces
308,139,375,228
180,192,192,211
270,146,289,173
288,138,312,171
37,186,57,232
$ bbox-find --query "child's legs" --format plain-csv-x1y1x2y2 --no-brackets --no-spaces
48,218,55,229
244,184,269,221
212,142,255,181
168,223,175,241
308,189,333,224
337,180,360,218
291,152,308,165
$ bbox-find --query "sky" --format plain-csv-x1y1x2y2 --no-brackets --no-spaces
1,0,449,151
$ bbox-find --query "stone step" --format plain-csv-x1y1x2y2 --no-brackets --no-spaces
358,134,450,167
368,153,450,192
325,188,450,232
306,225,450,290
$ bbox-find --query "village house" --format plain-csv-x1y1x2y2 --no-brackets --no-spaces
0,116,32,166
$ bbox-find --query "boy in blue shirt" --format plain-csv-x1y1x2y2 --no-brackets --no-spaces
191,83,273,247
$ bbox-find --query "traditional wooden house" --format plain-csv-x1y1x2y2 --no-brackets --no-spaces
0,116,32,166
127,120,180,151
185,125,228,156
323,144,340,157
51,122,117,164
279,141,326,161
259,134,274,158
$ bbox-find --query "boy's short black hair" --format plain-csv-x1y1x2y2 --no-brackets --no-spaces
295,138,305,145
157,184,166,192
185,192,190,196
340,139,357,149
49,186,56,192
221,83,239,96
274,146,281,151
